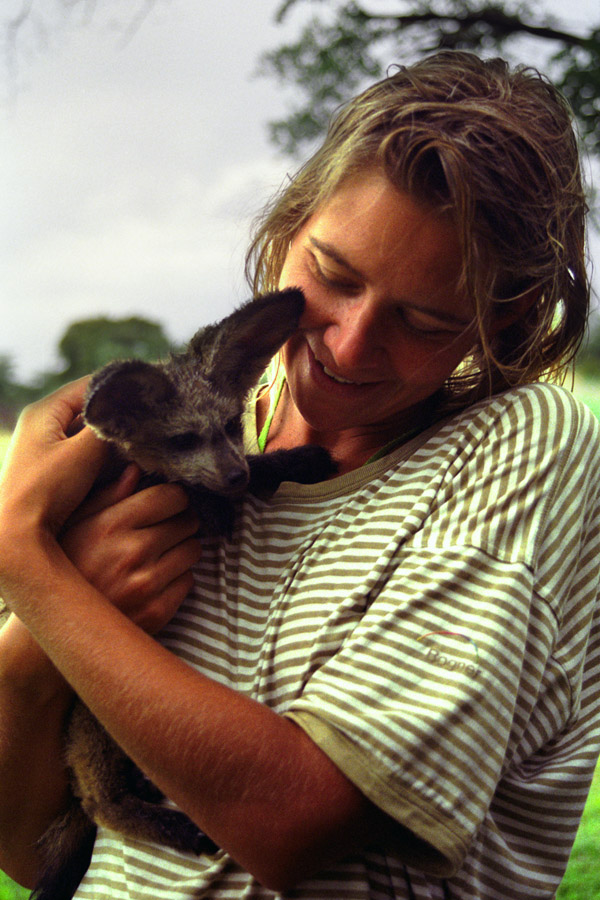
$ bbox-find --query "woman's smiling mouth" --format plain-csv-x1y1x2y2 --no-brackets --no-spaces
322,365,360,385
307,343,382,391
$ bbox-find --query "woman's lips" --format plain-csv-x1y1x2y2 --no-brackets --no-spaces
321,364,360,385
306,343,382,393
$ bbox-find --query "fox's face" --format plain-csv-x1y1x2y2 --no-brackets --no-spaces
143,390,249,495
83,289,305,496
91,370,250,495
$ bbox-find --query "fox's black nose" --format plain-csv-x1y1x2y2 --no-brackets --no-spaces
226,469,248,491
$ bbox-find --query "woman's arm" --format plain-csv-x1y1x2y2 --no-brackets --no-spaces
1,558,388,891
0,382,205,885
0,381,394,892
0,615,73,887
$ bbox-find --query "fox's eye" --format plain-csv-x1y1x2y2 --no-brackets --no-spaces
224,417,242,438
167,432,204,452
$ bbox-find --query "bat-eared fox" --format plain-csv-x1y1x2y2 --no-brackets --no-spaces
29,289,336,900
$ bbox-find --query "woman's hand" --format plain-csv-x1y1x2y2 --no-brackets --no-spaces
0,378,107,536
0,378,202,634
60,468,203,634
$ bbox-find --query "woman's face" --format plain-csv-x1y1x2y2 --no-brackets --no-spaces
278,169,478,438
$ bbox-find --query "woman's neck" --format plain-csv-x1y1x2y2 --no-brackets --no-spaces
256,383,433,476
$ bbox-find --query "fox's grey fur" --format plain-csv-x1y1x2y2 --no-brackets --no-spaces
31,289,336,900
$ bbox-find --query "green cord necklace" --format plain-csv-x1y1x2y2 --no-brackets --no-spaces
257,372,426,464
257,371,286,453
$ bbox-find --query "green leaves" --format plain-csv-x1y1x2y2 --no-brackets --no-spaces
259,3,385,154
57,316,172,381
556,30,600,153
262,0,600,158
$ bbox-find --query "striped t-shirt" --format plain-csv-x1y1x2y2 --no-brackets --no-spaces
74,383,600,900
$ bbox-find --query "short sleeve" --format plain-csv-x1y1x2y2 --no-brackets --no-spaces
285,546,551,875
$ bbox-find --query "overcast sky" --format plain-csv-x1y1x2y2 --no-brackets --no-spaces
2,0,599,382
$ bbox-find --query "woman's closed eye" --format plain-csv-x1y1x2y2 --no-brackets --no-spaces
397,305,474,340
398,308,459,336
307,250,361,294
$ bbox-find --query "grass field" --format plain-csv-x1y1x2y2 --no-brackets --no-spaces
557,380,600,900
556,760,600,899
0,379,599,899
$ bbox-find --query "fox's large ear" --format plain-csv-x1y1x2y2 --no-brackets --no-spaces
190,288,305,395
84,360,176,441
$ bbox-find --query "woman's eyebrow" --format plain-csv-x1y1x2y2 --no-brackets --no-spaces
308,235,472,328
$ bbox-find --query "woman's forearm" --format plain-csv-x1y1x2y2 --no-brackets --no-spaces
0,537,383,891
0,615,73,887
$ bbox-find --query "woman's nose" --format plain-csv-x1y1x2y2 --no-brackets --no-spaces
323,298,383,371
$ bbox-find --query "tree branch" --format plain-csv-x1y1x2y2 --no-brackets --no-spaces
354,5,590,49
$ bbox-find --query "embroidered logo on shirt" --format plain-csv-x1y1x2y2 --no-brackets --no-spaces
418,631,480,678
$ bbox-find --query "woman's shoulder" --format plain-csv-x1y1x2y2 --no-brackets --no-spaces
448,382,600,457
420,383,600,530
482,381,595,420
372,381,600,507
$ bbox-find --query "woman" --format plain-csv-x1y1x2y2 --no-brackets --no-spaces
0,51,599,900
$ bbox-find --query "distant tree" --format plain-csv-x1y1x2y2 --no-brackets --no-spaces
0,356,17,406
259,0,600,158
54,315,172,383
0,356,20,428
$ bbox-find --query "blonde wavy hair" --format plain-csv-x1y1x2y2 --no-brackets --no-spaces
246,51,590,408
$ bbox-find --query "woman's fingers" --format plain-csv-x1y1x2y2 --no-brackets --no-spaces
60,480,202,633
65,464,142,527
0,379,109,533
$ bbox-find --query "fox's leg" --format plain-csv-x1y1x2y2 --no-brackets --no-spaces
248,446,337,494
90,792,218,855
66,703,218,856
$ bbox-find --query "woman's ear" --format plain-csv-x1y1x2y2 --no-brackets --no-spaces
488,285,541,338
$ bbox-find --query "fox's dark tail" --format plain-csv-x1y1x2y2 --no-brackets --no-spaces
29,803,96,900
